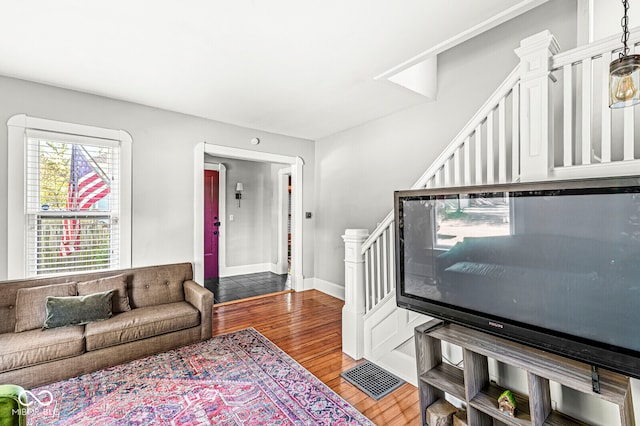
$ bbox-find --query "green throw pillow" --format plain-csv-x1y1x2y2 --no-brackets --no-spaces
43,290,115,329
0,384,27,426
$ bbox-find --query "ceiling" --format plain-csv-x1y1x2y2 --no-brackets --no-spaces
0,1,549,140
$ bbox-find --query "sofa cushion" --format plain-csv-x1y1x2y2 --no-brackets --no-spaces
77,274,131,313
85,301,200,351
43,290,115,329
126,264,190,309
0,326,85,372
14,283,77,332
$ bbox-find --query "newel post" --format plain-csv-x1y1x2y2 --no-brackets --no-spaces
515,30,560,182
342,229,369,360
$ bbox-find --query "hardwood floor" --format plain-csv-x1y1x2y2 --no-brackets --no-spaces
212,289,421,425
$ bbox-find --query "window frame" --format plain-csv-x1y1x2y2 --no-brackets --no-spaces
7,114,132,279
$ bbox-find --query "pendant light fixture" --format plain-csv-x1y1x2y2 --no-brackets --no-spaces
610,0,640,108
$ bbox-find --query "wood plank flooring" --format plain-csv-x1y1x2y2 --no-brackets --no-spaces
212,289,421,425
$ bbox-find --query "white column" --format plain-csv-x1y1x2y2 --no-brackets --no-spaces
576,0,594,46
342,228,369,360
515,30,560,182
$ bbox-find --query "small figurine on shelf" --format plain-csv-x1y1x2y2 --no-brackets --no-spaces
498,389,517,417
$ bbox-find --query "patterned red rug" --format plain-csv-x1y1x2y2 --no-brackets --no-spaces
27,328,373,425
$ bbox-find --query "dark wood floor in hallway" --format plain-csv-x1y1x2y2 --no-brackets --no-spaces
212,290,420,425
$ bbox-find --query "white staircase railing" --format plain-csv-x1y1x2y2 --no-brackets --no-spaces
550,30,640,180
342,29,640,363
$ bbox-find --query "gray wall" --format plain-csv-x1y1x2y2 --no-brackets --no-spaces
224,159,270,268
0,75,315,280
313,0,578,287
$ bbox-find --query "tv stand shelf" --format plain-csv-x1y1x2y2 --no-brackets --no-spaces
415,320,635,426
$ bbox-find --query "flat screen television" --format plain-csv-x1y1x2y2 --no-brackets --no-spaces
394,176,640,379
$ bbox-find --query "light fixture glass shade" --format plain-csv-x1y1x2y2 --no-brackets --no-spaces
609,54,640,108
236,182,244,192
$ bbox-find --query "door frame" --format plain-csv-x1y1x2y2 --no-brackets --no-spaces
203,163,227,278
194,142,304,291
276,167,291,275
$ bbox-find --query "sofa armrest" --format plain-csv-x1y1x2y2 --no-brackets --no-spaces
183,280,213,340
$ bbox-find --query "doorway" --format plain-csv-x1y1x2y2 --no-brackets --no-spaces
193,143,304,291
276,168,292,275
203,169,219,279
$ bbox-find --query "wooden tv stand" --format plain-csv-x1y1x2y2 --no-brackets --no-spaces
415,320,635,425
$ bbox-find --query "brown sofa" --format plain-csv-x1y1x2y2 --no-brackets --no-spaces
0,262,213,389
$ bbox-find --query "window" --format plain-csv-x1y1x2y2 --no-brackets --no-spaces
7,115,132,278
26,133,120,274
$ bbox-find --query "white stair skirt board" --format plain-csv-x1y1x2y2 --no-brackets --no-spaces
362,290,429,386
364,291,429,356
220,263,277,278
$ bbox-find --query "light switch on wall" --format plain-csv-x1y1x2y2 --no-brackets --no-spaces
229,214,234,221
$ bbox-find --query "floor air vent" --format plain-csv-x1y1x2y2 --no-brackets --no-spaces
341,361,405,400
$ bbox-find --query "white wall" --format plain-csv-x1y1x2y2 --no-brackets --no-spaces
0,75,315,281
593,0,640,41
314,0,578,287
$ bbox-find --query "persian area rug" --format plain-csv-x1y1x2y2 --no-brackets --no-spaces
27,328,373,425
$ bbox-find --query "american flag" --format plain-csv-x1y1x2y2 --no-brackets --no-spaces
60,145,111,256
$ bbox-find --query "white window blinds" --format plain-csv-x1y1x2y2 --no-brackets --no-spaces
25,131,121,275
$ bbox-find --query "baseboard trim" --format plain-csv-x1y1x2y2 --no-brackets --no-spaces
220,263,272,277
311,278,345,300
268,263,281,274
273,262,288,275
302,278,315,291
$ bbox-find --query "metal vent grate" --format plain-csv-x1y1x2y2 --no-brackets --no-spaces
341,361,405,400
